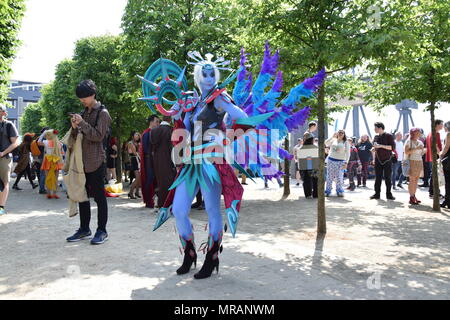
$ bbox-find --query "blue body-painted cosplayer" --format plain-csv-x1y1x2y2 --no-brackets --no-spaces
138,43,325,279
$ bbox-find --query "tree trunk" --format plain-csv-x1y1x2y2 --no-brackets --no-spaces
429,102,441,211
283,137,290,197
317,82,326,234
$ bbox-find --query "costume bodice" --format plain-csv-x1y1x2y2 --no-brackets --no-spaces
189,100,225,144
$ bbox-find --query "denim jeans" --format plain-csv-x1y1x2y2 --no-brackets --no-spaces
39,169,46,192
391,161,404,186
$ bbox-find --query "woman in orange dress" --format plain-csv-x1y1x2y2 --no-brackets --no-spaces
38,129,64,199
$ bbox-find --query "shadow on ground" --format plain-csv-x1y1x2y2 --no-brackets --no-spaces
1,181,449,299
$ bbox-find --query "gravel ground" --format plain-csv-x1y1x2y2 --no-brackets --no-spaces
0,177,449,300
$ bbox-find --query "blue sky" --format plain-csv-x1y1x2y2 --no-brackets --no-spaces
11,0,127,83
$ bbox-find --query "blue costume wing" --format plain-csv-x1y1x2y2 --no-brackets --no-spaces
230,42,326,181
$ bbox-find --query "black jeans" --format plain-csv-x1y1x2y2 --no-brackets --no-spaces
422,161,431,186
444,169,450,202
428,162,439,195
33,162,41,185
79,164,108,232
374,158,393,196
301,170,318,198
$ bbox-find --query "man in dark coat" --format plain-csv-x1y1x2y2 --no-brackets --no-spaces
151,115,176,208
140,115,160,208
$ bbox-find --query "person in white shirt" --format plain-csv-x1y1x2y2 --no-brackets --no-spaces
392,132,405,190
404,128,426,204
325,130,350,197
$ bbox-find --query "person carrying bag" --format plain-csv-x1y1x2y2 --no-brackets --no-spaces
402,140,411,177
61,128,88,217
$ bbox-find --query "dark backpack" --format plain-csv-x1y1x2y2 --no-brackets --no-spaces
0,121,17,159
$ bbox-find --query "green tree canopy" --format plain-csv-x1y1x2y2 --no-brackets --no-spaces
0,0,26,102
20,101,44,135
120,0,245,113
366,0,450,108
39,59,78,134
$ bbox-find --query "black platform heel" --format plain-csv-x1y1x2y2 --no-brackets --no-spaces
194,238,221,280
176,239,197,275
128,192,136,199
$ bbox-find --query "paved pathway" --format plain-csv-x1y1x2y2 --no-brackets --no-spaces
1,178,449,299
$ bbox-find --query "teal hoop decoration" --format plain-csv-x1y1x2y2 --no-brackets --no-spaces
137,58,188,115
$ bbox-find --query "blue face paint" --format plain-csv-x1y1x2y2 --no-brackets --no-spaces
201,65,216,92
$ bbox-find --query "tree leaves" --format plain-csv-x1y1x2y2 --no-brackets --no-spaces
365,0,450,108
0,0,25,103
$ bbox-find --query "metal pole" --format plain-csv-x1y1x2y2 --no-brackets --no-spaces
352,106,360,138
18,96,24,133
395,114,402,133
360,105,372,138
409,112,415,127
343,110,350,130
403,110,411,134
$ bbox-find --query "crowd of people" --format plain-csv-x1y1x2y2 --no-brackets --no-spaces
1,81,449,247
292,120,450,207
0,68,449,286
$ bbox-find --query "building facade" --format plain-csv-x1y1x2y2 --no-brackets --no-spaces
6,80,43,132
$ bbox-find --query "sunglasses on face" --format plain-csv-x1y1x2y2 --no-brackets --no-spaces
202,70,215,78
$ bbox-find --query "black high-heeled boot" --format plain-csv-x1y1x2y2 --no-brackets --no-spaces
176,238,197,275
194,238,221,279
